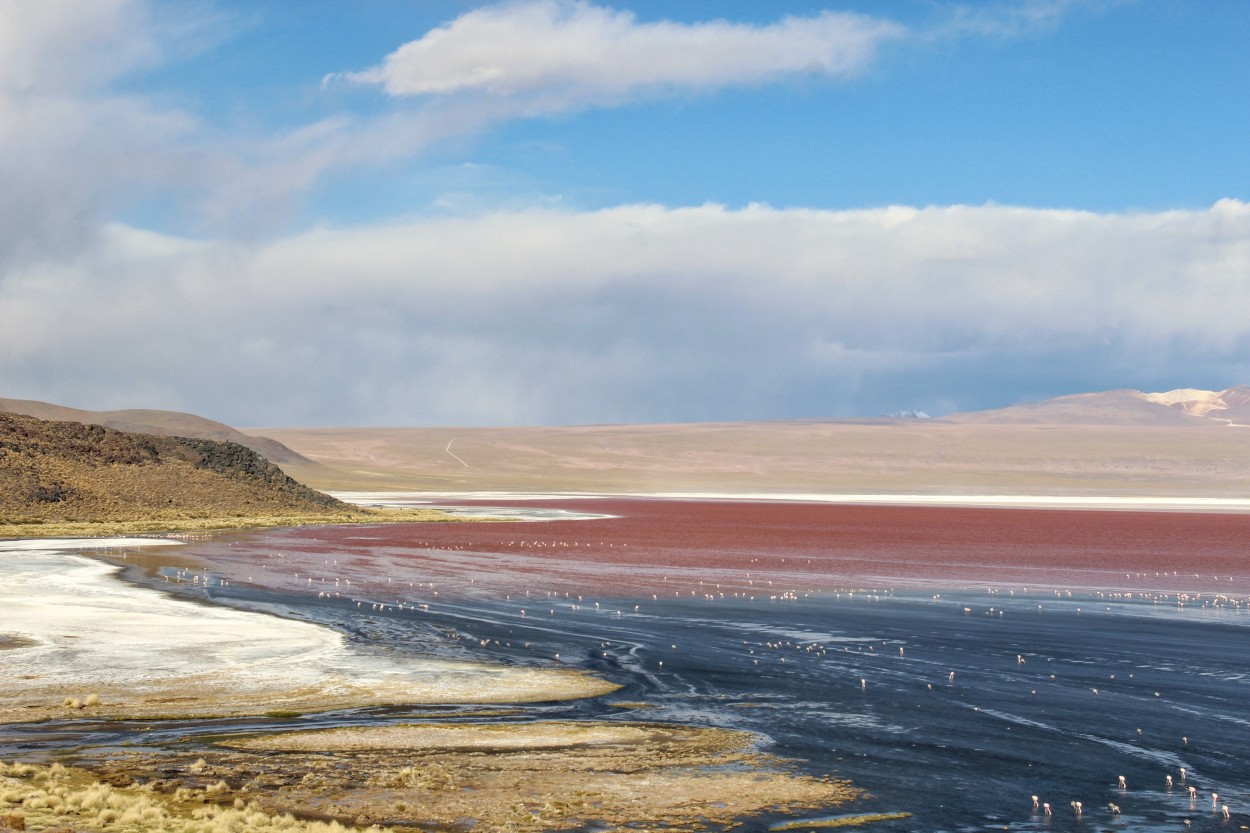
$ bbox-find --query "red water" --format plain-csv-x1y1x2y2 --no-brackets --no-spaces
186,500,1250,605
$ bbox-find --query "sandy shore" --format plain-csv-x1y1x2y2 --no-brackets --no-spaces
0,538,615,724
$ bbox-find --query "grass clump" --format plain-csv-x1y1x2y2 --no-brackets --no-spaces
771,811,913,829
2,507,467,540
0,758,388,833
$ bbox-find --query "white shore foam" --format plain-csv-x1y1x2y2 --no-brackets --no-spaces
0,537,185,552
0,537,609,720
331,490,1250,513
648,493,1250,512
330,490,609,504
330,491,614,520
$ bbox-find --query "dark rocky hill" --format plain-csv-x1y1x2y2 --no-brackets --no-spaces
0,398,312,466
1,411,349,529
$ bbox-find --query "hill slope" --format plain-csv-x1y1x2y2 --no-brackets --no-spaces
254,385,1250,498
0,398,312,466
1,411,349,530
946,386,1250,426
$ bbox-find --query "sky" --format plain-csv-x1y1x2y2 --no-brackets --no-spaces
1,0,1247,427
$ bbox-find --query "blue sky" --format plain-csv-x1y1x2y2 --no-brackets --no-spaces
139,0,1247,223
1,1,1248,425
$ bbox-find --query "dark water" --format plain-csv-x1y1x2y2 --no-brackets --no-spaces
5,507,1249,832
307,588,1249,833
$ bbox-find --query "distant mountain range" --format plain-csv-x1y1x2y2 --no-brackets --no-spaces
945,386,1250,426
5,387,1245,448
4,386,1248,500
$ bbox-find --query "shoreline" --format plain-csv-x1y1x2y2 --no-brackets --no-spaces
652,491,1250,512
10,489,1244,543
0,537,616,725
6,502,1246,833
0,506,472,541
1,531,864,833
334,489,1250,514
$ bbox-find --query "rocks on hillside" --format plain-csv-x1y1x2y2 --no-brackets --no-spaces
0,412,345,525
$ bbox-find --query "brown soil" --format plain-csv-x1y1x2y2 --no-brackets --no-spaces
0,411,352,530
86,721,858,831
0,635,35,652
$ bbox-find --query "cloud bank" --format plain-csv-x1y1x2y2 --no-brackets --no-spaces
3,201,1247,425
0,0,204,271
2,2,1245,426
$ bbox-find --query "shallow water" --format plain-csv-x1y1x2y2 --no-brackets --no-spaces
5,500,1249,832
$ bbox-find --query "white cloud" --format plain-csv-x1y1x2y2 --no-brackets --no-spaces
1,2,1241,426
3,201,1247,425
0,0,163,94
0,2,413,264
342,1,905,114
0,1,210,271
937,0,1114,40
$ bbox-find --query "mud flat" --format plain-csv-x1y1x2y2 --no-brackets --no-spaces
0,538,614,724
73,721,858,832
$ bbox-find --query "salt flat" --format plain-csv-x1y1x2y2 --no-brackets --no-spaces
647,492,1250,512
0,538,614,723
331,490,1250,513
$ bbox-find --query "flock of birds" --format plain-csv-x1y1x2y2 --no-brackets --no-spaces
157,532,1250,613
145,531,1249,829
1030,770,1234,822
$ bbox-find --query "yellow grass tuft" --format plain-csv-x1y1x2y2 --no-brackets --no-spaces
771,811,914,829
0,758,392,833
2,507,468,539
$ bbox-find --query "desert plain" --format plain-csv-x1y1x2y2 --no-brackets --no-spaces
256,420,1250,502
